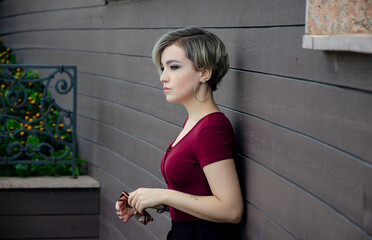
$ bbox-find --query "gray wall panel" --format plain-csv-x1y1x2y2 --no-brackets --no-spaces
12,49,372,162
77,117,166,183
241,158,370,240
217,70,372,162
225,108,371,231
5,29,372,92
0,0,304,34
243,202,296,240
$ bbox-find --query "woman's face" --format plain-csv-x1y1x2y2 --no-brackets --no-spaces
160,44,202,104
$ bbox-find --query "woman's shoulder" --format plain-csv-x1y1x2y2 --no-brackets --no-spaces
196,112,233,132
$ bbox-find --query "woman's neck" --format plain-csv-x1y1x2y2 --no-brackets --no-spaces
183,95,220,123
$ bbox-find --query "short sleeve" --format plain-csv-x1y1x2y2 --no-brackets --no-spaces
195,124,235,168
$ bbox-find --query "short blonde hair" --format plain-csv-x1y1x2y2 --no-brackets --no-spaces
152,27,229,91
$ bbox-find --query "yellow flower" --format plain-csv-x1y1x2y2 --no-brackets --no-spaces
25,116,29,120
27,125,32,130
59,123,64,128
40,127,44,131
36,113,41,118
20,131,25,136
30,100,36,105
61,136,66,140
66,129,72,133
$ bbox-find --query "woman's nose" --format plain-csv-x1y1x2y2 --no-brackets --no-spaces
160,70,168,83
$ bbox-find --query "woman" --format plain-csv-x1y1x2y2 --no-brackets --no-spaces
116,27,243,239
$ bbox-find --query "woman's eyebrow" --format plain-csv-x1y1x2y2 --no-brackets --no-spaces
164,59,182,65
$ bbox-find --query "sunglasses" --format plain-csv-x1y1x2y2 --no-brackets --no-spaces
117,191,153,225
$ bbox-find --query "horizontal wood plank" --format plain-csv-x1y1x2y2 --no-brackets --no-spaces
0,0,104,18
0,215,98,238
0,188,99,215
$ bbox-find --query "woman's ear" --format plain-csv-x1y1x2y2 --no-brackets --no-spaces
200,67,212,83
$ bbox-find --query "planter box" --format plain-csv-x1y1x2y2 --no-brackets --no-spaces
0,176,100,239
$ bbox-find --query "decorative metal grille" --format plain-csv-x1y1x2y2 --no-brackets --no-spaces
0,64,77,177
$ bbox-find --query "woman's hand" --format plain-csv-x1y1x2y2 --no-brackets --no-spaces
128,188,164,215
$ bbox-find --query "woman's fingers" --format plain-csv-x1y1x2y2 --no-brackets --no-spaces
128,188,158,214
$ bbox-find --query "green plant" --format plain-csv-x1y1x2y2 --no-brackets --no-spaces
0,39,86,177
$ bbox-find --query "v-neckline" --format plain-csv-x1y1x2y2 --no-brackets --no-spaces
170,112,221,150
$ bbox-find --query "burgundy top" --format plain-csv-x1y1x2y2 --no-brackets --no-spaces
160,112,235,221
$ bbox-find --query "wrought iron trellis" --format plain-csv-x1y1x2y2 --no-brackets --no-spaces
0,64,77,178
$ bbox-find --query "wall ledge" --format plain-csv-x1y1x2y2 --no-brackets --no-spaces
302,34,372,54
0,176,100,189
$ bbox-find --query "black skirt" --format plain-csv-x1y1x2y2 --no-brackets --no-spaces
167,220,239,240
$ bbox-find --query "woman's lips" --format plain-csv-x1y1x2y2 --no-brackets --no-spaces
163,87,171,93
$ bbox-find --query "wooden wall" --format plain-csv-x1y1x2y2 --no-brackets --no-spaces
1,0,371,239
0,188,99,239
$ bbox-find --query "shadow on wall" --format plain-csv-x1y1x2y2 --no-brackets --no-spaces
232,32,252,240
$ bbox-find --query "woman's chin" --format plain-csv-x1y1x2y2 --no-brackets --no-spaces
165,96,177,103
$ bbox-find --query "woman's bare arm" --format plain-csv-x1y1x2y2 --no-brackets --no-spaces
129,159,243,224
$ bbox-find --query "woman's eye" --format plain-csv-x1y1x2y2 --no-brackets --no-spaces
170,65,180,70
160,67,164,72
